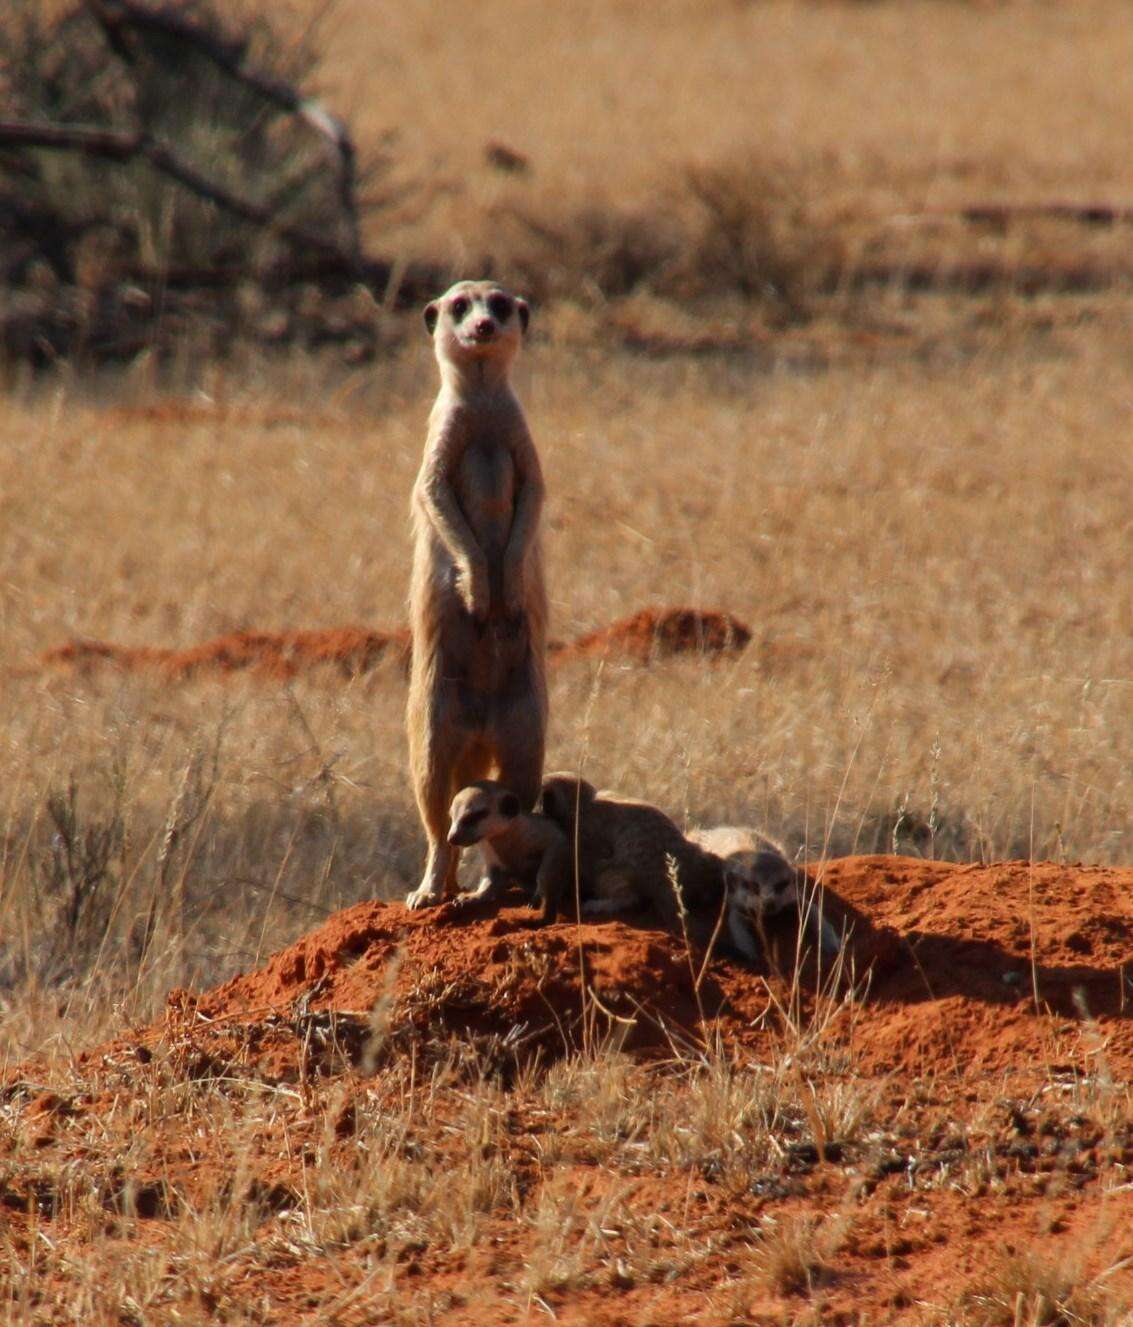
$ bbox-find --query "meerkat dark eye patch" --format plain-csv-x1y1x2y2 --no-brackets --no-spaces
451,297,470,321
487,293,512,321
499,793,521,818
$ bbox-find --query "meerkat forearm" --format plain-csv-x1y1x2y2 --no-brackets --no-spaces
507,477,544,553
416,459,488,578
502,489,543,610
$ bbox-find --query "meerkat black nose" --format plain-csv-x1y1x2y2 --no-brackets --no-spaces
474,318,495,338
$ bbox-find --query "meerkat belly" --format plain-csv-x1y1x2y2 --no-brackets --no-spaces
456,444,517,577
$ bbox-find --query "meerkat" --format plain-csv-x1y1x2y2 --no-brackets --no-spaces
688,825,844,959
539,774,728,930
404,281,548,911
446,781,572,923
540,775,842,962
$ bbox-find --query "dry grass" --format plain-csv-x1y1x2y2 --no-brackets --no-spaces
2,1014,1126,1323
1,2,1132,1322
955,1248,1131,1327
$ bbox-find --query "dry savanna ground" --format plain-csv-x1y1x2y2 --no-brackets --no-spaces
1,2,1132,1323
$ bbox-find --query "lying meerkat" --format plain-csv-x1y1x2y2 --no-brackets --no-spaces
539,774,726,930
405,280,548,911
446,781,572,924
688,825,844,959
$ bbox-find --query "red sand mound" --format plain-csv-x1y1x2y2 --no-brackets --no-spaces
554,606,752,664
38,606,750,683
42,626,412,681
182,855,1133,1080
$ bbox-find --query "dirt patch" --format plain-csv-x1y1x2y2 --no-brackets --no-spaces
170,854,1132,1080
553,606,751,665
36,606,750,683
41,625,412,682
3,853,1131,1324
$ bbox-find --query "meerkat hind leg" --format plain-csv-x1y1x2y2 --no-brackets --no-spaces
405,723,479,910
580,868,640,917
581,897,628,917
491,690,546,813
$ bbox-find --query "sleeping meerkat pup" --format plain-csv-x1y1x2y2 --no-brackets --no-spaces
539,774,727,929
404,281,548,911
446,781,572,924
687,825,844,959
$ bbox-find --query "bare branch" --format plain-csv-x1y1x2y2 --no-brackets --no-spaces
0,119,351,263
86,0,361,264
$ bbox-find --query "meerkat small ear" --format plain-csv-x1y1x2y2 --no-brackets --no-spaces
499,792,521,819
516,298,529,334
540,775,593,823
424,302,439,335
539,780,564,821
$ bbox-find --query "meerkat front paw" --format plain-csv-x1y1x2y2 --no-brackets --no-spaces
464,875,499,901
405,882,445,910
458,561,490,622
501,560,525,618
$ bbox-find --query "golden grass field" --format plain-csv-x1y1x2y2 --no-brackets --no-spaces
1,2,1132,1322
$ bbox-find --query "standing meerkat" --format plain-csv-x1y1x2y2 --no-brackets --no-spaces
446,781,572,924
405,280,548,910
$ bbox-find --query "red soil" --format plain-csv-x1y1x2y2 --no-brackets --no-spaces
37,606,750,682
5,854,1132,1324
181,854,1133,1080
42,625,412,681
554,606,752,664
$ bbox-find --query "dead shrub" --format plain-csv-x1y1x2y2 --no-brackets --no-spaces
500,154,847,321
0,0,402,365
1,0,356,276
668,156,846,322
958,1251,1126,1327
503,201,681,303
748,1211,847,1297
17,777,127,988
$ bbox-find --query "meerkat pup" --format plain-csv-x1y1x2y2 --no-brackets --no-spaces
539,774,727,930
688,825,844,959
446,781,572,923
405,281,548,911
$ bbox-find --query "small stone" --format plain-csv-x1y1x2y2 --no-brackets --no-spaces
611,1259,635,1290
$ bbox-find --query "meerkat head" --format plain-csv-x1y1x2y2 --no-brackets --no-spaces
424,280,529,379
447,781,522,847
539,773,598,826
724,850,800,922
